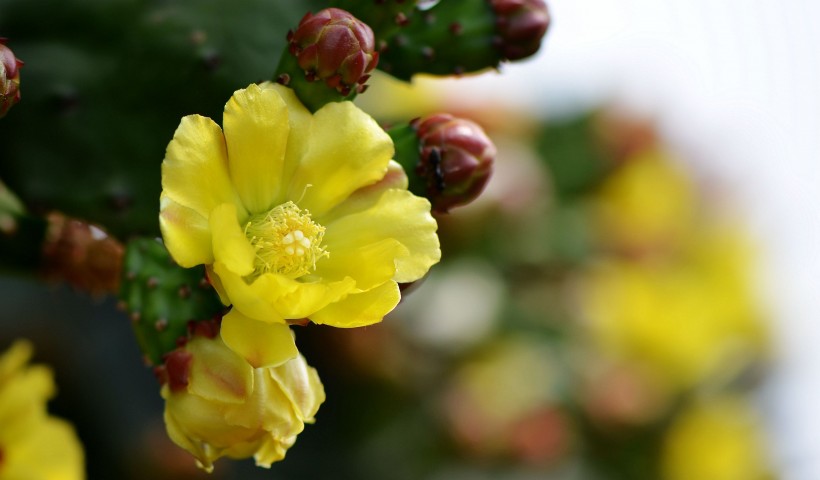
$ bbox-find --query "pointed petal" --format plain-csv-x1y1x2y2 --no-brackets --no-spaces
159,194,213,267
210,203,255,277
288,101,393,217
223,84,290,213
324,189,440,283
310,281,400,328
162,114,241,217
221,309,297,368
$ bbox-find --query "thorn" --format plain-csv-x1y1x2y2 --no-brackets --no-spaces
449,22,463,35
178,285,192,299
130,311,141,323
116,300,128,311
276,73,291,86
146,277,159,289
198,277,210,289
421,46,435,60
453,66,465,76
126,271,137,281
155,318,169,332
395,12,410,26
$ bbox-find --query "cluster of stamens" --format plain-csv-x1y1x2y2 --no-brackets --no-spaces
244,202,328,278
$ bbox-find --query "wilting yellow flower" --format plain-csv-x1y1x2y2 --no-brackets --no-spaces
161,334,324,472
661,397,774,480
160,82,440,367
579,227,768,390
0,340,85,480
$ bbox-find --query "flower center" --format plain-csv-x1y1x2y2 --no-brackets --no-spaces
244,201,327,278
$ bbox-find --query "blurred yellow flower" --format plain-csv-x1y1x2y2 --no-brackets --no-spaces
592,149,696,254
661,397,774,480
579,226,768,390
0,340,85,480
161,334,324,472
159,82,440,367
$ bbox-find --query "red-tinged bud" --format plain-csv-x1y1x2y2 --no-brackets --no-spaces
288,8,378,96
490,0,551,60
411,114,496,213
41,212,124,295
0,39,23,118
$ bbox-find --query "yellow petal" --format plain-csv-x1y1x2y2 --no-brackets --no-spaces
310,281,400,328
261,83,313,206
159,193,213,267
162,114,242,218
213,264,355,321
323,189,440,283
221,309,297,368
212,262,287,319
186,336,254,404
315,237,407,290
263,275,356,319
210,203,255,277
288,101,394,217
1,417,85,480
270,354,325,423
224,84,290,213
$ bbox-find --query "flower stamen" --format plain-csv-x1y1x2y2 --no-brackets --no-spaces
244,202,328,278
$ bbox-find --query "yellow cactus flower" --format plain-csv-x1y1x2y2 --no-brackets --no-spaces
661,397,774,480
579,227,768,390
0,340,85,480
159,82,440,367
161,334,324,472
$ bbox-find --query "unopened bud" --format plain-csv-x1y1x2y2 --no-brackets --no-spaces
288,8,378,97
411,114,496,213
161,334,325,472
0,39,23,118
491,0,551,60
42,212,124,295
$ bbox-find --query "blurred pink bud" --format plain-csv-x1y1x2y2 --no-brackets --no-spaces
288,8,378,96
412,113,496,213
490,0,551,60
0,39,23,118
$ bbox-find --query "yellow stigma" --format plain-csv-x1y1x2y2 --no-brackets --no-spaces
244,201,328,278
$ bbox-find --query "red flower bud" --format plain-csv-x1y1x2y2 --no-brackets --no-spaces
491,0,551,61
412,114,496,213
288,8,378,96
0,39,23,118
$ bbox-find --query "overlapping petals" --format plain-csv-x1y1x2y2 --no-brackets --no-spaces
162,335,324,472
160,82,440,366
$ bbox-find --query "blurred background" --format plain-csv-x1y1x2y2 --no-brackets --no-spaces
2,0,818,478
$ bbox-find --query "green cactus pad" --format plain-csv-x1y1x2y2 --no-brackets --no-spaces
119,238,224,366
